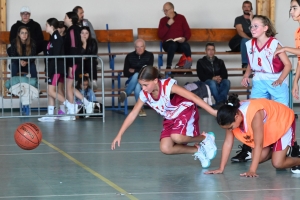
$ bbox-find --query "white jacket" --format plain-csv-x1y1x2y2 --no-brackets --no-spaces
9,83,39,105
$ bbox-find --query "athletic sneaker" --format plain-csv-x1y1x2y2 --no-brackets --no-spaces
85,102,93,114
291,142,300,174
118,91,127,103
231,144,252,162
92,80,98,90
200,132,217,160
139,109,147,117
58,115,76,121
38,114,57,122
194,145,211,168
58,106,77,121
57,109,65,115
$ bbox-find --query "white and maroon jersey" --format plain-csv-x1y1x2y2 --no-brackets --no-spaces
139,78,194,120
246,37,284,74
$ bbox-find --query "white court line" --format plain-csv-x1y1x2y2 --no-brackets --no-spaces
129,187,300,195
1,137,299,146
0,148,269,156
1,188,300,198
0,193,124,199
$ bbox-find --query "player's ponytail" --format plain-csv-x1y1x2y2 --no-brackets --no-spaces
216,94,240,126
138,66,159,81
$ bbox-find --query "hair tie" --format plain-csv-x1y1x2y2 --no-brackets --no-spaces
227,103,233,106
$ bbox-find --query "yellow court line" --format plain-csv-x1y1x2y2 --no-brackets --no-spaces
42,139,138,200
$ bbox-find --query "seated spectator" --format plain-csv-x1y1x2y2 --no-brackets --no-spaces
8,6,44,55
73,6,96,39
158,2,192,69
75,76,97,104
80,26,98,89
118,39,154,117
228,1,253,70
196,43,230,109
10,26,37,78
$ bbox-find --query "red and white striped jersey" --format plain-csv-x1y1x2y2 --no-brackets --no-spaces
139,78,194,120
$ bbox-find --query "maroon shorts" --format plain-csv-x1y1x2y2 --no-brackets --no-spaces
160,104,200,140
272,119,296,152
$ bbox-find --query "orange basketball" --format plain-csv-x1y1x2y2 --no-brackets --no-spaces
14,123,43,150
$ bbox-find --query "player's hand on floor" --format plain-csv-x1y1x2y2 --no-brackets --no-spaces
204,169,223,175
240,171,258,178
111,136,122,150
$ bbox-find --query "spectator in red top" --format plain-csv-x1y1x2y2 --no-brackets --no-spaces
158,2,192,69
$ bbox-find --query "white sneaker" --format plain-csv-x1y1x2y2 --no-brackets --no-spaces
85,102,94,114
194,145,211,168
38,114,57,122
138,109,147,117
58,107,76,121
92,80,98,90
58,115,76,121
201,132,217,160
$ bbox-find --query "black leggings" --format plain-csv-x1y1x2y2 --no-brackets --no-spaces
162,41,191,67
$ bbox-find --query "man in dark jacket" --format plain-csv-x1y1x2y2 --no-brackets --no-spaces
196,43,230,109
8,6,44,55
119,39,154,117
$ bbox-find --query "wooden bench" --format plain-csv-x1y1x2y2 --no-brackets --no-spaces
0,28,246,113
137,28,239,67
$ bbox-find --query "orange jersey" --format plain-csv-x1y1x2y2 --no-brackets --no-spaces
294,27,300,62
232,99,294,148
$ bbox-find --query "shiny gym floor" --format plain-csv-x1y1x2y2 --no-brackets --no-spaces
1,109,300,200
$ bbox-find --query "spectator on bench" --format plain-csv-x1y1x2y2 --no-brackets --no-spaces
8,6,44,56
196,43,230,109
119,39,154,117
158,2,192,70
73,6,96,39
229,1,253,70
80,26,98,89
10,26,37,78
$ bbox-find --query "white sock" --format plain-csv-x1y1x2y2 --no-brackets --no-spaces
60,105,66,113
82,98,90,107
48,106,55,115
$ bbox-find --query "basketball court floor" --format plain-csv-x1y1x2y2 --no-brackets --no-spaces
0,108,300,200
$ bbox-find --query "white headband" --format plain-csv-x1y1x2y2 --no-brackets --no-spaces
227,103,233,106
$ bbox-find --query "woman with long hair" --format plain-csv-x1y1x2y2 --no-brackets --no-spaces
10,26,37,78
80,26,98,89
62,11,93,120
38,18,79,122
